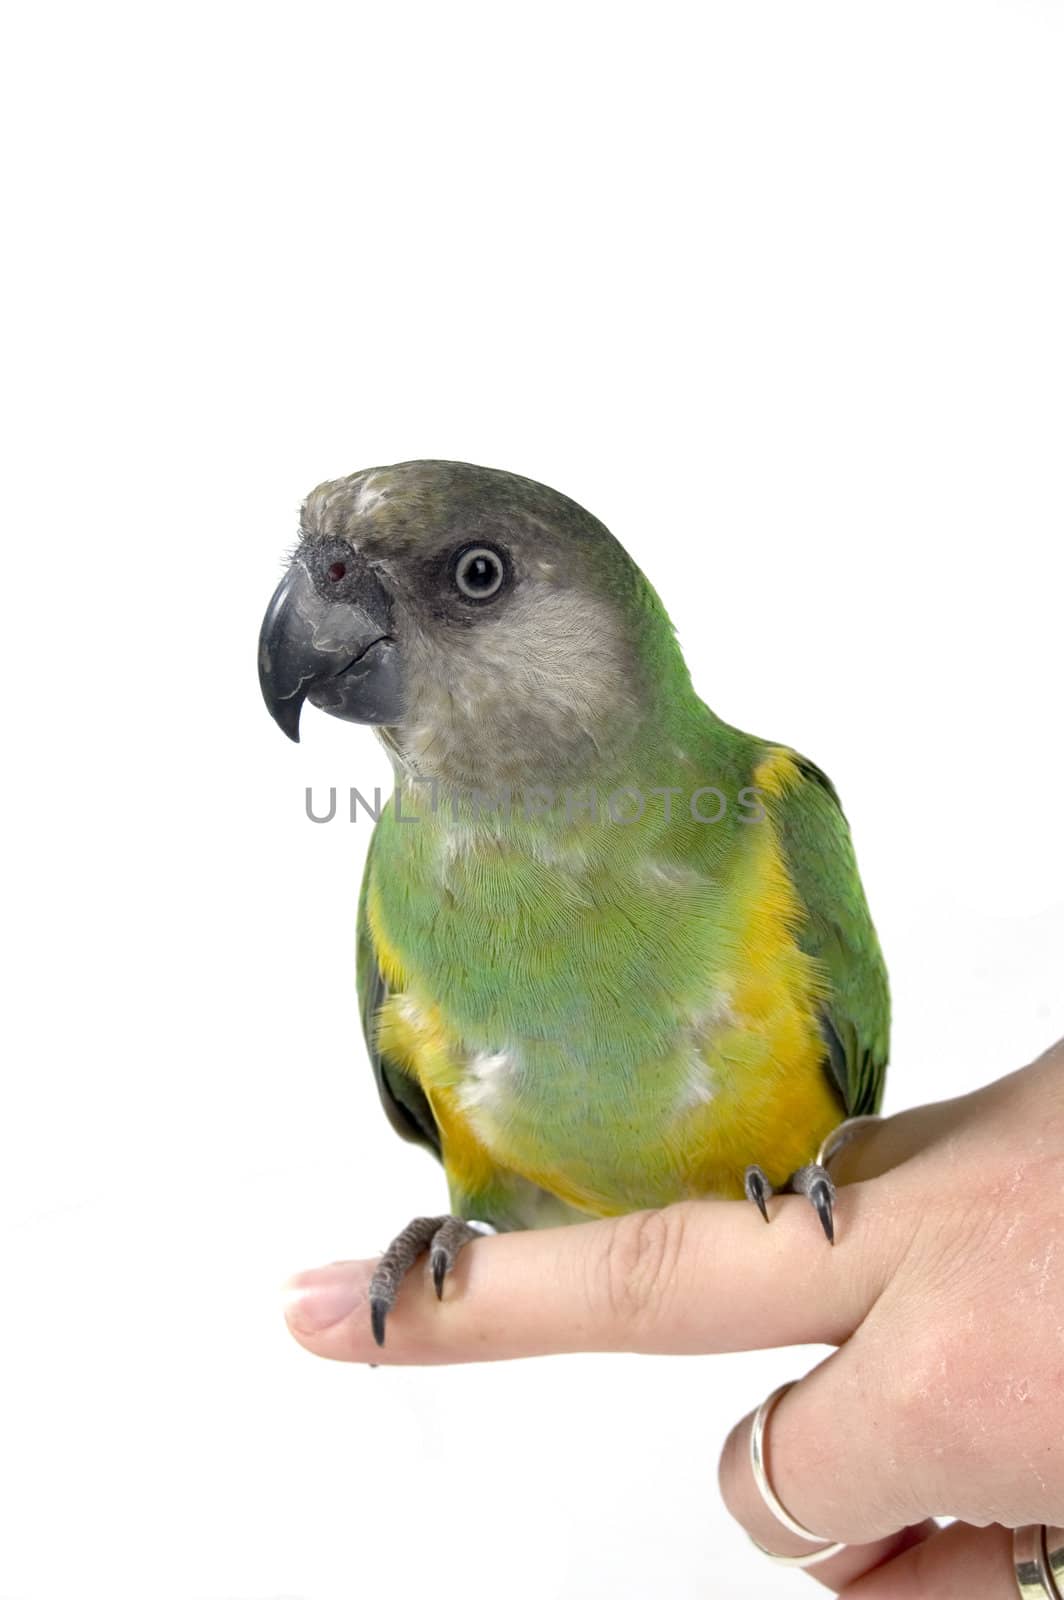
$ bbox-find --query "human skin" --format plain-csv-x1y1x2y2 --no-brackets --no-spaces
284,1038,1064,1596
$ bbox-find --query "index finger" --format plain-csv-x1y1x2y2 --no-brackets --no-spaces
284,1182,901,1365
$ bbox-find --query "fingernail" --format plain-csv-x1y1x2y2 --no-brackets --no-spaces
283,1261,364,1334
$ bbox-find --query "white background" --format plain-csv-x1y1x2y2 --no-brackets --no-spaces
3,3,1062,1597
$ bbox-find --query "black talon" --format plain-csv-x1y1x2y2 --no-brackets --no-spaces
810,1178,835,1244
744,1165,774,1223
431,1249,448,1299
370,1296,389,1348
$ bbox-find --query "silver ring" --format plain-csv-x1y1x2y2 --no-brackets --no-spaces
748,1382,847,1568
1015,1525,1064,1599
1050,1528,1064,1597
748,1534,850,1570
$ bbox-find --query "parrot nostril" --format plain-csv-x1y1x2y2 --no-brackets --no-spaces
327,561,347,583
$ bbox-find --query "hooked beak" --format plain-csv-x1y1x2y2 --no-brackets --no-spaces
258,552,404,741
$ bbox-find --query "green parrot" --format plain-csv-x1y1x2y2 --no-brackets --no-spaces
259,460,889,1345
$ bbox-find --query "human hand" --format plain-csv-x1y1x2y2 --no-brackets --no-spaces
284,1040,1064,1596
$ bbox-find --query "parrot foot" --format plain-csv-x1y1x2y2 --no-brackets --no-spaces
368,1214,483,1347
743,1162,837,1244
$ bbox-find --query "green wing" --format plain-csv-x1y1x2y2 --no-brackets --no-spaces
774,755,890,1117
356,828,443,1159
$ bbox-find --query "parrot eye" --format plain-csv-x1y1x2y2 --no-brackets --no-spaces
452,545,507,602
327,561,347,582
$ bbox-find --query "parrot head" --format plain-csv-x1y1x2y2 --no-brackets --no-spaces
258,460,690,787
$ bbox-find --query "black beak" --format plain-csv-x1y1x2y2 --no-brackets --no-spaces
258,551,403,742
